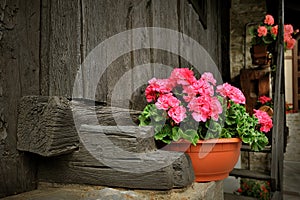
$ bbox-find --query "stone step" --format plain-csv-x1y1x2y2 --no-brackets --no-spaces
287,136,300,143
284,153,300,161
285,145,300,155
283,161,300,195
286,113,300,121
1,182,224,200
287,129,300,137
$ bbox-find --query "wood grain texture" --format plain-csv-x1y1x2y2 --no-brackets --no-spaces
38,99,194,189
240,68,270,115
47,0,81,97
40,0,50,96
71,99,141,127
152,0,179,78
105,0,133,108
38,142,194,189
17,96,79,157
128,0,152,111
79,125,156,153
81,0,108,102
0,0,39,197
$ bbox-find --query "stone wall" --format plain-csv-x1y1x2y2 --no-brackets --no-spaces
284,113,300,197
230,0,267,80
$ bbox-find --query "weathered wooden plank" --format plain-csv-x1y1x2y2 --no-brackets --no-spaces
47,0,81,97
17,96,79,157
152,0,179,77
71,99,141,127
17,97,145,157
0,0,39,197
0,154,37,198
18,0,40,96
38,134,194,189
105,0,133,108
40,0,50,96
81,0,108,102
79,125,156,153
129,0,152,111
180,0,206,70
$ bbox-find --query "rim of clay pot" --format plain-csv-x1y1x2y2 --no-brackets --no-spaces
175,137,241,144
196,137,241,144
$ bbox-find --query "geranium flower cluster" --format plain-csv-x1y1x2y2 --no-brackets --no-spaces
237,179,270,200
258,95,272,104
140,68,272,151
145,68,245,124
254,109,273,132
250,14,298,50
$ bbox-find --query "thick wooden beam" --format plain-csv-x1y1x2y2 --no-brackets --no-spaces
17,96,79,157
18,97,195,189
78,125,156,153
38,128,195,189
17,97,143,156
71,99,141,126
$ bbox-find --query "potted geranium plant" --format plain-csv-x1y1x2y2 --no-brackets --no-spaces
256,95,274,117
249,14,297,65
139,68,272,182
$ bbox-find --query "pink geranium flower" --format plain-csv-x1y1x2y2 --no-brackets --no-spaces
257,26,268,37
155,93,180,110
284,24,294,34
264,14,274,25
188,95,222,122
145,78,173,102
201,72,217,86
210,97,223,121
286,37,296,50
192,79,214,97
250,14,296,51
188,95,212,122
140,67,273,151
145,85,157,102
168,106,187,124
216,83,246,104
271,25,278,36
258,96,272,104
182,85,196,102
254,109,273,132
169,68,196,86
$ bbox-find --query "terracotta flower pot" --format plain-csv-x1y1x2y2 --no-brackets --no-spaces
163,138,242,182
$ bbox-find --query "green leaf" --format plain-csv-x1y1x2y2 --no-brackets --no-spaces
182,129,199,145
172,127,181,141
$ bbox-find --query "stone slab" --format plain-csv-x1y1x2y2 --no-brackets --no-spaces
283,161,300,195
1,181,224,200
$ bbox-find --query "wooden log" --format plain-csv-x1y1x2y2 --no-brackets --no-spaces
17,97,143,157
71,99,141,126
78,125,156,153
18,97,195,189
17,96,79,157
38,125,195,189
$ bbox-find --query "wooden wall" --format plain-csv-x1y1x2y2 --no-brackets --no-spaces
0,0,229,197
0,0,40,197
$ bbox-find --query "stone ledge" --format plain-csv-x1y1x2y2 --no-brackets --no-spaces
2,181,224,200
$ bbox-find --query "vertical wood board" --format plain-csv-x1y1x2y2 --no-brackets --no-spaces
47,0,81,97
0,0,40,197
